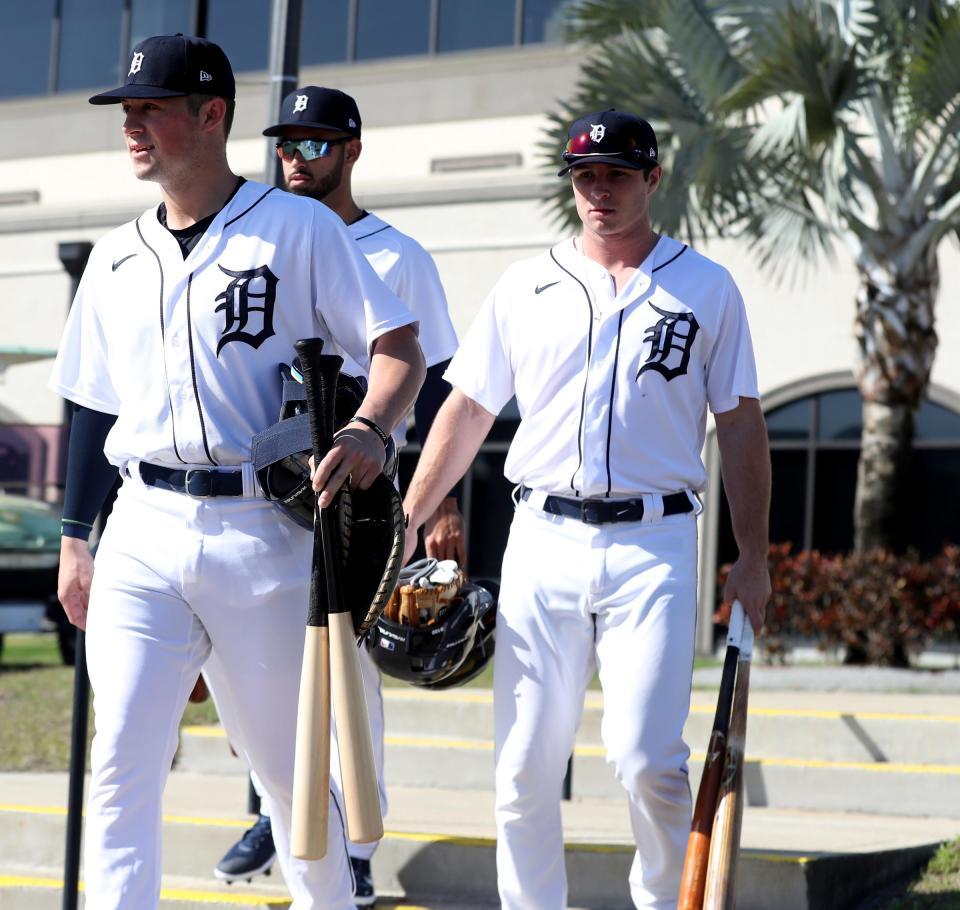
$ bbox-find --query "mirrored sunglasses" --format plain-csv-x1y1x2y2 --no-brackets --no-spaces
276,137,351,161
563,132,639,157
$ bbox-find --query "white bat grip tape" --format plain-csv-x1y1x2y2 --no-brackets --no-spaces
727,599,755,660
726,599,745,650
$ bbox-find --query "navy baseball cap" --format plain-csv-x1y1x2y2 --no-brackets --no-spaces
558,109,658,176
89,34,235,105
263,86,362,138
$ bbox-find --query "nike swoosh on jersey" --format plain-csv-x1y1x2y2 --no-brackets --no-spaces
535,281,560,294
111,254,138,272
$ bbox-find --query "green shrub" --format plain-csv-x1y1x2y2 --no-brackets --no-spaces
718,544,960,666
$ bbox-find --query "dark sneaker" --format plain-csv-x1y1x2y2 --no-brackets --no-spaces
350,855,376,907
213,814,276,883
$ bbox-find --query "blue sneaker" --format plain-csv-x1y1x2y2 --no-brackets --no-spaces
351,855,376,907
214,814,276,883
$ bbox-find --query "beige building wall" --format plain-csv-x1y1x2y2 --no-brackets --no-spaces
1,43,957,648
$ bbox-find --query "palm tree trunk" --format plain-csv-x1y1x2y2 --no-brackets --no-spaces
853,400,914,552
853,249,938,553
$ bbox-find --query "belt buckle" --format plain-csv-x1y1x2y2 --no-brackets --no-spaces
184,469,214,498
579,499,605,524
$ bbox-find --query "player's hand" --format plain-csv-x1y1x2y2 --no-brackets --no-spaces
722,552,770,634
424,497,467,565
311,424,386,508
58,536,95,630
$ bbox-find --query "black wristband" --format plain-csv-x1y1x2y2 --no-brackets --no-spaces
349,415,390,450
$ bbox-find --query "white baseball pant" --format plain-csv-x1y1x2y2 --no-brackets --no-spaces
82,470,355,909
493,496,699,910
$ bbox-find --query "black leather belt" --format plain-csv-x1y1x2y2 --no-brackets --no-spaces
519,485,693,525
139,463,243,498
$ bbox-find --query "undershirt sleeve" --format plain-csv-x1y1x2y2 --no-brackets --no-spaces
61,404,120,541
414,359,461,502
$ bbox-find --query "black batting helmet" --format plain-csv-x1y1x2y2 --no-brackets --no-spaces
366,574,497,690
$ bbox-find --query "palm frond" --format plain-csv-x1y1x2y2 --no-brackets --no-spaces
722,2,869,147
909,1,960,121
743,188,839,285
656,0,750,106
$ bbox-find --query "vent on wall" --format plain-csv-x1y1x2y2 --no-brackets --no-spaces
0,190,40,206
430,153,523,173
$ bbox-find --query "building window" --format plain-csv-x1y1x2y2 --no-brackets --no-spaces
437,0,515,53
522,0,572,43
206,0,271,74
2,0,573,101
56,0,124,93
301,0,351,65
355,0,432,61
129,0,194,52
0,3,56,99
715,388,960,567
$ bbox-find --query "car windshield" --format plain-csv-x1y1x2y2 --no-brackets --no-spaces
0,494,62,552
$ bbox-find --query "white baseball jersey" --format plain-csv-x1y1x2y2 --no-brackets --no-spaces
339,211,458,446
50,181,417,469
445,235,758,498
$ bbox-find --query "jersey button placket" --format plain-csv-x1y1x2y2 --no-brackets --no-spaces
580,318,619,496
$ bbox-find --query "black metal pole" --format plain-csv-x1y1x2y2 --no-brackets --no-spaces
264,0,303,187
57,241,92,910
562,753,573,801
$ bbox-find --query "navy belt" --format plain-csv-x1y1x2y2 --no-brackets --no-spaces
139,463,243,498
519,485,693,525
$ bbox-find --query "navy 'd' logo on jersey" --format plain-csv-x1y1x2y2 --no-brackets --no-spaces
637,303,699,381
215,265,278,355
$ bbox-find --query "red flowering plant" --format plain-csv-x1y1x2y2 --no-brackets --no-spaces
716,544,960,666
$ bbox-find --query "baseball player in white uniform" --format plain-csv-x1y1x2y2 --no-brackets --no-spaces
212,85,464,904
401,109,771,909
50,35,424,910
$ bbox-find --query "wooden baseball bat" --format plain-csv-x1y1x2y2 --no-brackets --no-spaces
293,337,383,850
678,600,747,910
703,609,754,909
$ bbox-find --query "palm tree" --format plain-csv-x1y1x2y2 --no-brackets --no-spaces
545,0,960,552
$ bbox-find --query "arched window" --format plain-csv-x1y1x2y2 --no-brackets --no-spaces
714,386,960,571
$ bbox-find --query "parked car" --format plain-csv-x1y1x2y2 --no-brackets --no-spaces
0,492,75,665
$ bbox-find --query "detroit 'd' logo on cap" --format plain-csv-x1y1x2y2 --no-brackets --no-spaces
129,52,144,75
293,94,308,113
589,123,605,143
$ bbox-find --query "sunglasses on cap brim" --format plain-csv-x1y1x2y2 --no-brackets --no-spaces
275,137,351,161
562,132,642,158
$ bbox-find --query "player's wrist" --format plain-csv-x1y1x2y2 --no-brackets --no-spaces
346,415,390,451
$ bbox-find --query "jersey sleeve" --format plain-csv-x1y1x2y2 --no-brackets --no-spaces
705,273,760,414
48,245,122,415
389,239,458,367
443,282,514,415
311,207,418,370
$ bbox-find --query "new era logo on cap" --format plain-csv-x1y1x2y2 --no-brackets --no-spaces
89,34,235,105
263,86,362,138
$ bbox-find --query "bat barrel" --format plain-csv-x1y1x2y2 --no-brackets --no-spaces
678,602,745,909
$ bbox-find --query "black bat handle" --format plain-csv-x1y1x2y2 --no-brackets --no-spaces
294,338,344,458
294,338,346,627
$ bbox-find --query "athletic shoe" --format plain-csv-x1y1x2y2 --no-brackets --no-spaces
213,814,276,883
351,855,376,907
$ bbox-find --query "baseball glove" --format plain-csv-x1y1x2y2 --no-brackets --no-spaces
384,558,468,628
336,473,406,639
